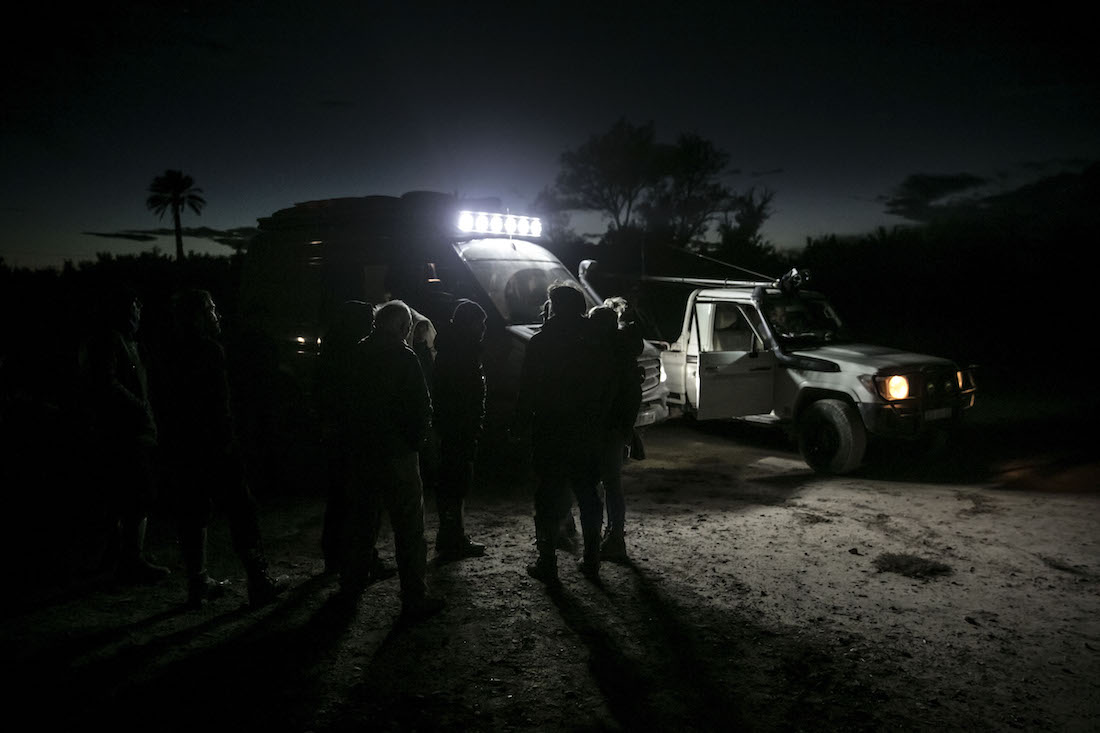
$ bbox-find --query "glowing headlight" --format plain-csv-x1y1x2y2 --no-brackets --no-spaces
457,210,542,238
660,362,667,383
884,375,909,400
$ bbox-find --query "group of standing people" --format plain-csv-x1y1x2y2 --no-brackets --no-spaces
87,276,643,620
318,297,490,623
515,283,644,585
86,283,284,609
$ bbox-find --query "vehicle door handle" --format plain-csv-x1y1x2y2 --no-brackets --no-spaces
703,366,720,372
750,366,771,372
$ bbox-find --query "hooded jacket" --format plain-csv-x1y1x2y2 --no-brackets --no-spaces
432,322,486,452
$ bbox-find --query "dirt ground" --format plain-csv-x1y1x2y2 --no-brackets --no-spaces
3,389,1099,732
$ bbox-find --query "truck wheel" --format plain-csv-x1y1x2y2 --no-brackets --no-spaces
798,399,867,475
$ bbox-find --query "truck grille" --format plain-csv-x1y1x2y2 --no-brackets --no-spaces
919,367,959,409
639,356,661,393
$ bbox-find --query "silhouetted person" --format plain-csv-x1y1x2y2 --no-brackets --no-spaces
516,283,614,584
342,300,444,623
409,310,440,501
154,288,284,609
84,283,170,585
315,300,394,582
432,299,488,561
589,302,644,562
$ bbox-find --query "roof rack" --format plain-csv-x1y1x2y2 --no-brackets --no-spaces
639,274,778,288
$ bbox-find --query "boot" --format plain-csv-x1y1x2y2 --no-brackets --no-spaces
526,522,560,587
243,548,287,608
182,527,228,609
187,573,230,609
577,523,602,580
399,592,446,625
435,498,486,561
600,527,628,563
526,556,560,586
115,517,170,585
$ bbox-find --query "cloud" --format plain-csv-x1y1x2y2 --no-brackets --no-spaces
83,231,159,242
83,226,258,249
879,173,987,221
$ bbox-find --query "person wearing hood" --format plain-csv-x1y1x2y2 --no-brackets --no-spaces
431,299,489,561
515,282,614,584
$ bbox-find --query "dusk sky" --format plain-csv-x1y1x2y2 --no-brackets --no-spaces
2,1,1096,270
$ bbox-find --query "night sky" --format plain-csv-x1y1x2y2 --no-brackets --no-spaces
2,1,1097,269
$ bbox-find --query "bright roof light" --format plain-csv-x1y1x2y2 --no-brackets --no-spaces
457,210,541,238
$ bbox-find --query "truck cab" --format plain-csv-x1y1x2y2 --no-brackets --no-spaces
238,191,668,438
658,269,977,474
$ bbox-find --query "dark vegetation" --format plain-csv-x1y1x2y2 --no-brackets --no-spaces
538,119,1097,390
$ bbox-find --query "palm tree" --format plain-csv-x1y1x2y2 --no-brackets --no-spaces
146,170,206,263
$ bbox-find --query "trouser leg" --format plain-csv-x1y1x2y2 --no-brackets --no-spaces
435,440,473,548
322,446,350,571
341,482,382,591
223,480,264,569
533,468,572,567
179,525,207,579
575,484,603,566
385,451,428,602
118,514,147,565
573,451,604,568
601,433,626,532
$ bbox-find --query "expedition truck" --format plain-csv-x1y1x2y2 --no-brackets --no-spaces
237,191,669,442
589,266,976,475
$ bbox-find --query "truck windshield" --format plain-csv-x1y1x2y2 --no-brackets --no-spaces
465,259,589,325
762,292,847,348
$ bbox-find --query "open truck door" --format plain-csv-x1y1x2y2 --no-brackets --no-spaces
692,300,775,420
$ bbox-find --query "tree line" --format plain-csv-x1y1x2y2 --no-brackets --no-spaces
3,125,1096,381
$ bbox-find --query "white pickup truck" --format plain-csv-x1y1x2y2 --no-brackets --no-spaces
645,268,976,474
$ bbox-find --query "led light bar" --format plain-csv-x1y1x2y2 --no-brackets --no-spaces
457,210,542,238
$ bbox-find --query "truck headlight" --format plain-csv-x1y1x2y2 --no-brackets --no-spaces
884,375,909,400
865,374,910,401
660,363,667,383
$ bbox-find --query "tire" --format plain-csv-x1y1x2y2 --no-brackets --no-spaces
797,399,867,475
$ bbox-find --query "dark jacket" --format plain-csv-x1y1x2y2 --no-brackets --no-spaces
516,314,614,465
606,327,644,442
316,330,367,439
351,332,432,455
154,332,235,458
432,324,486,454
86,328,157,448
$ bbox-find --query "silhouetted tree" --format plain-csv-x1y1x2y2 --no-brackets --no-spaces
639,133,734,249
548,120,765,259
146,170,206,263
710,187,778,269
552,118,665,231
